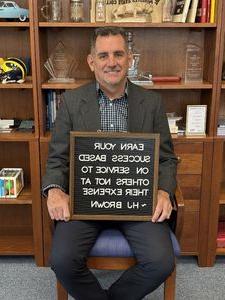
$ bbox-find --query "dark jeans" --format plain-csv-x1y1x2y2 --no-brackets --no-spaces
50,220,175,300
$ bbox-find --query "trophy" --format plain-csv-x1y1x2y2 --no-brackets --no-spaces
44,41,77,83
41,0,62,22
126,32,140,79
184,43,203,83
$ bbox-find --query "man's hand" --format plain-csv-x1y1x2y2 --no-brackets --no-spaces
152,190,173,223
47,188,70,222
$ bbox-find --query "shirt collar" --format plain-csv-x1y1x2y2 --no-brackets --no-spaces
96,81,128,99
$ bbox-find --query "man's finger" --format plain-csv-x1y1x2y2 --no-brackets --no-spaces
63,204,70,222
48,209,55,220
152,207,162,222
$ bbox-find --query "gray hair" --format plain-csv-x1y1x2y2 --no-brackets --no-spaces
90,27,128,52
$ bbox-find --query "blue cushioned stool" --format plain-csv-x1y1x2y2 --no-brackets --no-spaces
57,186,184,300
89,228,180,258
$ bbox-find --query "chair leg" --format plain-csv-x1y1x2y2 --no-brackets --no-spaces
164,267,176,300
57,280,68,300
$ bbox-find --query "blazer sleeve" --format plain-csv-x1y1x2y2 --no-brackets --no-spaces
153,96,178,196
42,97,72,194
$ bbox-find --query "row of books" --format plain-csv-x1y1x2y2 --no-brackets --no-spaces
45,90,64,130
0,119,34,133
173,0,216,23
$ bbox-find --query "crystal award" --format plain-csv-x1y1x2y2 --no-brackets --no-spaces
184,43,203,83
44,41,77,83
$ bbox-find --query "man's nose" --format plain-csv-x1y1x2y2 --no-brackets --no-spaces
107,55,117,66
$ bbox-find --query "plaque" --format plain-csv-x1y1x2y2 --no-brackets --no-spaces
91,0,154,23
184,44,203,83
186,105,207,136
69,132,159,221
44,41,77,83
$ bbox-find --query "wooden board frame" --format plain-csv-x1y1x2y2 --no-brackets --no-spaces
69,131,159,221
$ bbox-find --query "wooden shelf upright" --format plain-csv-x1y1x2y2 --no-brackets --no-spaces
0,0,43,265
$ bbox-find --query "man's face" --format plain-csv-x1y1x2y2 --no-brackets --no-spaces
87,34,132,90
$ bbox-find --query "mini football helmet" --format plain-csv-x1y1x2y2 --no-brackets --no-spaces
0,57,27,84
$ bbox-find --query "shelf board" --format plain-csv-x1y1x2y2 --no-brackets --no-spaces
0,131,36,141
39,22,217,28
0,235,33,255
222,81,225,89
0,78,33,89
42,79,92,89
171,134,213,142
145,81,212,89
0,187,32,205
41,80,212,90
40,131,51,142
219,183,225,205
0,22,29,27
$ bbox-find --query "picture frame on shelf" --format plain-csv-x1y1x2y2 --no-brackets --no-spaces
185,105,207,136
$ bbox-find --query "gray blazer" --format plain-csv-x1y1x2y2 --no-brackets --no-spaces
42,81,177,196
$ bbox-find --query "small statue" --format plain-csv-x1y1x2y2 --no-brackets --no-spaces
112,2,153,21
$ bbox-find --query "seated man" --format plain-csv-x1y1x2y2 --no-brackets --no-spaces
42,26,178,300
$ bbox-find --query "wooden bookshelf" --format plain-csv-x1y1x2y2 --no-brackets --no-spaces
207,0,225,266
0,0,43,265
32,0,224,267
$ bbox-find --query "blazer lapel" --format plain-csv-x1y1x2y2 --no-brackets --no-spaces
79,82,101,131
128,81,145,132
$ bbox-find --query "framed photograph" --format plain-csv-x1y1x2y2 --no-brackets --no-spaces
186,105,207,136
69,131,160,221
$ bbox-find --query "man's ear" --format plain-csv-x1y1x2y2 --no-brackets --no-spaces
87,54,94,72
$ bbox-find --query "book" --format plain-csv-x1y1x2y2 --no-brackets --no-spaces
186,0,199,23
173,0,192,22
152,76,181,82
217,221,225,248
201,0,208,22
196,0,201,22
210,0,216,23
196,0,208,22
206,0,211,22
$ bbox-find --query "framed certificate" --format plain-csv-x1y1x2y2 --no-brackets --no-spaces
186,105,207,136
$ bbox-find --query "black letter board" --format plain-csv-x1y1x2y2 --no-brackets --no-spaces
69,132,159,221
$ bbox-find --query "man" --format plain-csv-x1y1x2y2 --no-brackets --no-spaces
42,27,177,300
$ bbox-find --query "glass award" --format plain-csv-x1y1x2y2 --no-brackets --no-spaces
44,41,77,83
126,32,141,79
184,44,203,83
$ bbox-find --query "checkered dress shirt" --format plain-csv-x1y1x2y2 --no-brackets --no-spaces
98,87,128,132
